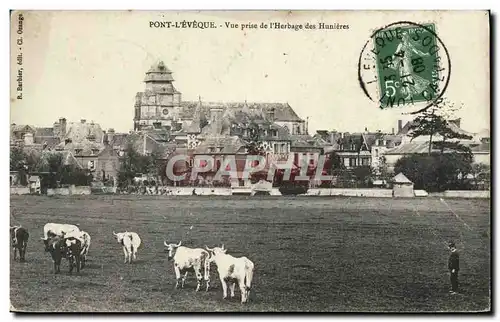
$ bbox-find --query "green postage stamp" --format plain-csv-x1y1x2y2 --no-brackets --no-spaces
358,21,451,111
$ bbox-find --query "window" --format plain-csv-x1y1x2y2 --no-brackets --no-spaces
375,149,379,157
274,143,278,154
349,158,356,167
343,158,349,167
74,148,83,155
362,158,370,166
91,149,99,156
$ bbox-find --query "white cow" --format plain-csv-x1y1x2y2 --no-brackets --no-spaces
65,230,91,269
43,223,80,239
164,241,211,292
41,223,80,252
113,231,141,264
205,245,254,304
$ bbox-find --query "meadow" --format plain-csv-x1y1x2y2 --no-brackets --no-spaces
10,195,491,312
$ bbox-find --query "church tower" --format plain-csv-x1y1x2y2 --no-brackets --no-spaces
134,61,182,131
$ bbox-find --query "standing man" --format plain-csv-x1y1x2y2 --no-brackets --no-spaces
448,242,460,294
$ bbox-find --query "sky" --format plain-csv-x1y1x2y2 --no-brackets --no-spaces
10,10,490,135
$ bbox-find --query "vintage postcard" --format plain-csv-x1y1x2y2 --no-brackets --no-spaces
9,10,490,312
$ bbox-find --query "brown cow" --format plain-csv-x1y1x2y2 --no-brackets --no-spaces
42,236,82,274
10,225,29,262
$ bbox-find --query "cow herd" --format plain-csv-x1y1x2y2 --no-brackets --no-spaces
10,223,255,304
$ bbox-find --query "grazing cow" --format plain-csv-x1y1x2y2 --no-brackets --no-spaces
10,225,29,262
43,236,82,274
205,245,254,303
65,230,91,269
43,222,80,239
113,231,141,264
163,241,211,292
42,223,80,252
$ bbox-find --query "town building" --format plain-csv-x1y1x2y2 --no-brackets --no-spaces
384,119,491,172
132,61,322,184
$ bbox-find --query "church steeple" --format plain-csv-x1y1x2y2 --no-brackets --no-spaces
144,61,174,83
134,61,182,131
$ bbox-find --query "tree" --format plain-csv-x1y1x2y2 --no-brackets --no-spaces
10,147,29,185
408,102,472,155
352,165,372,187
394,153,474,192
372,155,390,181
245,122,266,156
244,122,267,184
470,163,490,190
117,143,143,188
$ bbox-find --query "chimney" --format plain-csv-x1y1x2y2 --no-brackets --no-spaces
59,117,67,138
107,128,115,145
392,127,395,135
81,119,86,124
397,120,403,134
266,107,276,122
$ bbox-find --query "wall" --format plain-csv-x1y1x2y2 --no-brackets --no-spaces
10,187,30,195
47,188,70,196
304,188,393,197
165,187,232,196
393,184,414,197
47,186,91,196
429,190,490,199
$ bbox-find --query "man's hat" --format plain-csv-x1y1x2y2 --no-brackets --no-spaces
448,241,456,248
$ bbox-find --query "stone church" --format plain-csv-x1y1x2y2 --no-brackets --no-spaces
133,61,320,164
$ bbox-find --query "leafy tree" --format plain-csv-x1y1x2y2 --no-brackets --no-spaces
408,104,472,155
117,143,143,188
10,147,29,185
117,143,161,188
470,163,490,190
394,153,474,192
245,122,266,156
372,155,390,181
352,165,372,187
244,122,268,184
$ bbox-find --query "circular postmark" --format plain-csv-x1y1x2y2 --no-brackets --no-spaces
358,21,451,114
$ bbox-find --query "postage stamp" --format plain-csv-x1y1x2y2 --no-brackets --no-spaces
358,21,451,112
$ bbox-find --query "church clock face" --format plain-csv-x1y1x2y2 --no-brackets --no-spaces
162,108,169,116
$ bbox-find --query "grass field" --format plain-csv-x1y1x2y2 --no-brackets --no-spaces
10,195,490,312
